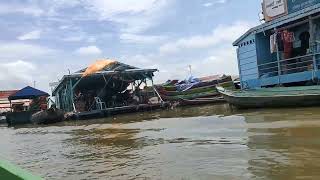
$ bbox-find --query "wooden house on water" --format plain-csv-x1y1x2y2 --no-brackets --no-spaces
51,61,161,119
234,0,320,89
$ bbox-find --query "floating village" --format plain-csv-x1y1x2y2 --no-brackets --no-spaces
2,0,320,179
1,0,320,126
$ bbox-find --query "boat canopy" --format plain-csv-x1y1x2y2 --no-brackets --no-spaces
8,86,49,101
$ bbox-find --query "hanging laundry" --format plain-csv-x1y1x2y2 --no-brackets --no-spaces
283,30,294,59
270,33,277,53
277,32,284,51
283,30,295,42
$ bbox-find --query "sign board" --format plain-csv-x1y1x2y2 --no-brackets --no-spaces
263,0,288,22
287,0,320,14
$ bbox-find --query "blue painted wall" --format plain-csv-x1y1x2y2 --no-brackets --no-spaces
237,34,259,89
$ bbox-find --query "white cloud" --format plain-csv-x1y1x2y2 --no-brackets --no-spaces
87,37,96,43
203,0,227,7
84,0,158,17
63,36,84,42
120,33,165,44
59,25,71,30
62,31,96,43
159,22,252,55
0,3,43,16
0,60,36,89
17,30,42,40
0,43,55,60
121,46,238,85
192,46,238,77
82,0,171,33
203,3,213,7
75,46,102,55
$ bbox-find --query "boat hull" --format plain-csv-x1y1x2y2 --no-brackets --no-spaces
222,93,320,108
31,109,65,124
161,91,220,101
158,85,217,96
218,86,320,108
178,97,226,106
6,111,37,126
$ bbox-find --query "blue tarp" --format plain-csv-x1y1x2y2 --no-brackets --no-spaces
8,86,49,100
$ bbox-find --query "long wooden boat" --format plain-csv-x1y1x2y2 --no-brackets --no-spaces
161,90,219,101
217,86,320,108
157,84,217,96
160,75,233,91
178,97,226,106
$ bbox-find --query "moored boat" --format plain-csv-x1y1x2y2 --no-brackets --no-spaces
6,111,35,126
157,84,217,96
30,106,65,124
217,86,320,109
178,97,226,106
157,75,233,102
161,90,219,101
5,86,50,126
160,75,233,91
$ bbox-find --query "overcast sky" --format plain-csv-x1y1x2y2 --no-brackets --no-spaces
0,0,262,92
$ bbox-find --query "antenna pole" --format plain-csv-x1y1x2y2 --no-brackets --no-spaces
188,65,192,76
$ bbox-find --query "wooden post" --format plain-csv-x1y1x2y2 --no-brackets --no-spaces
151,78,156,98
72,77,83,90
309,16,317,81
236,48,244,89
9,100,12,112
69,78,75,112
275,28,281,85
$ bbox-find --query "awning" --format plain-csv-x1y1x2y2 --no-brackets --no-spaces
8,86,49,100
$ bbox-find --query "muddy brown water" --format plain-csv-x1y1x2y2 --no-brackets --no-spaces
1,104,320,180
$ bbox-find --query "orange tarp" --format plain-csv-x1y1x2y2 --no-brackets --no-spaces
82,59,116,77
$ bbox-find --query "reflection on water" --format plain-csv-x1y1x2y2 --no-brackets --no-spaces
1,104,320,179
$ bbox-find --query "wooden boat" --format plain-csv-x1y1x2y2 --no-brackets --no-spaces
160,75,233,91
161,90,220,101
31,107,65,124
217,85,320,109
157,84,217,96
178,97,226,106
0,116,6,124
6,111,36,126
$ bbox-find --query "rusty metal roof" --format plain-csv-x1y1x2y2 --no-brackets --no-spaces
0,90,18,99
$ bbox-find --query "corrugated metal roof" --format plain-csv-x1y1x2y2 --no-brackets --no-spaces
233,3,320,46
0,90,18,99
52,61,158,95
8,86,49,100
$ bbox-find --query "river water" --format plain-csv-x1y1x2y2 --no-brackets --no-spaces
1,104,320,180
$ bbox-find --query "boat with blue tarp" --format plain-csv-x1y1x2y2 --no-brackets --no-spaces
5,86,64,125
